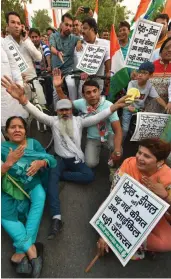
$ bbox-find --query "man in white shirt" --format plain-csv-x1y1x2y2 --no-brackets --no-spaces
4,11,46,105
1,38,28,129
1,74,128,240
74,17,111,98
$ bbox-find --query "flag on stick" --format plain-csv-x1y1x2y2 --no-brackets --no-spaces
93,0,98,22
108,25,130,103
162,0,171,19
52,9,58,29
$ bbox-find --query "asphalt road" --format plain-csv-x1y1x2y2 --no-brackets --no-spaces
1,136,171,278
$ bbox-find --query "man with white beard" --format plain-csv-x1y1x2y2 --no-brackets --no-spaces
1,75,129,239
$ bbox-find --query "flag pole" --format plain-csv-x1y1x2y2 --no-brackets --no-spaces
113,0,118,25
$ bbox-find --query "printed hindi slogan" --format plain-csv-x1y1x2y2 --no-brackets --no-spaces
51,0,71,8
77,44,106,75
131,112,169,141
90,174,169,266
7,41,28,73
125,19,163,69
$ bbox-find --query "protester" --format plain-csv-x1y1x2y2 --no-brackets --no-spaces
4,11,46,105
1,73,129,239
101,29,110,40
145,38,171,114
54,69,123,168
97,138,171,258
1,38,28,129
122,61,168,141
74,17,110,97
154,14,169,49
73,18,82,37
46,27,56,40
168,22,171,38
1,116,57,277
50,13,82,101
118,21,130,59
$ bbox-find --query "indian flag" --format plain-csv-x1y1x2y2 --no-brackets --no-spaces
107,25,130,103
93,0,98,23
162,0,171,18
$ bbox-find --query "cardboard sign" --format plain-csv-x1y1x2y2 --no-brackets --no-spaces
90,174,169,266
125,19,163,69
76,44,106,75
51,0,71,8
7,41,29,73
131,112,169,141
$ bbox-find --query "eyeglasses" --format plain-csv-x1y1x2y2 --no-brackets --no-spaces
64,23,73,28
137,70,149,75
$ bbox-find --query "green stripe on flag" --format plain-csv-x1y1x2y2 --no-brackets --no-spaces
107,68,130,103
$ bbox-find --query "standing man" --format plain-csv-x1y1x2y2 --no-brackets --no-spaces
4,11,46,105
74,17,111,97
50,13,82,101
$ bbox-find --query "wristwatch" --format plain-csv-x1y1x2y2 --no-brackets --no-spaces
114,151,122,157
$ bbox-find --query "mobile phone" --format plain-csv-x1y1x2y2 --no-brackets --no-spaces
21,29,26,37
83,7,90,13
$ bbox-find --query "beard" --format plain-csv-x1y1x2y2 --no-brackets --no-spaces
58,117,74,138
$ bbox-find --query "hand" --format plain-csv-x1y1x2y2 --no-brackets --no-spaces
141,176,168,199
166,102,171,114
76,41,83,52
127,105,135,113
21,25,28,41
6,145,25,167
111,96,129,112
27,160,46,176
52,68,64,87
97,237,109,256
80,72,88,80
75,6,84,16
88,9,94,17
1,76,27,104
110,151,122,162
46,66,51,73
57,51,64,63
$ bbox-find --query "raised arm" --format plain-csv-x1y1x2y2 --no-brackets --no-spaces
1,76,54,126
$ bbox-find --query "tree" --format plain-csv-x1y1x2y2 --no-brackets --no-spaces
70,0,131,33
31,9,52,34
1,0,25,29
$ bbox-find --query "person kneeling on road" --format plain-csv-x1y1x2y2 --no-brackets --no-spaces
1,75,129,240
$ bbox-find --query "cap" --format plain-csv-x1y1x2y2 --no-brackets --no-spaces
56,99,72,110
139,61,155,74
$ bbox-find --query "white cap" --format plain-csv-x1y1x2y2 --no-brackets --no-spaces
56,99,72,110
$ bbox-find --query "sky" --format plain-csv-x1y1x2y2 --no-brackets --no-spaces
27,0,141,26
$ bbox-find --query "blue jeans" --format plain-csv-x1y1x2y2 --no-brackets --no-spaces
122,109,133,141
47,157,95,217
1,184,46,254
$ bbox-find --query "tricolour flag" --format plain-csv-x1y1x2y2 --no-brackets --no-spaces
162,0,171,19
24,3,32,28
144,0,165,20
93,0,98,23
52,9,58,29
107,25,130,103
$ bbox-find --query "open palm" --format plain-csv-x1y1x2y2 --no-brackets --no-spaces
53,68,64,87
1,76,24,100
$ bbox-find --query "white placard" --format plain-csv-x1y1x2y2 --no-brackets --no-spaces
7,41,29,73
131,112,169,141
90,174,169,266
51,0,71,9
125,19,163,69
76,44,106,75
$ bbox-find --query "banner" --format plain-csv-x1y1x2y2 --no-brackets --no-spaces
51,0,71,9
125,19,162,69
131,112,169,141
90,174,169,266
7,41,29,73
76,44,106,75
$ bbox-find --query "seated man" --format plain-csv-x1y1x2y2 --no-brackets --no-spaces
54,69,123,168
1,75,128,240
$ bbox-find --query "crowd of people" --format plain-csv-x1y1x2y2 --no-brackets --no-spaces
1,6,171,278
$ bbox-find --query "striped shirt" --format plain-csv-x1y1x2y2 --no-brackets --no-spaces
35,42,51,74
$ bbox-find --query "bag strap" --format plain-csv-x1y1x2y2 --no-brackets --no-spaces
7,174,30,200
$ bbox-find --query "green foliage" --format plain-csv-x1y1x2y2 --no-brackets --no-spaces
1,0,25,29
70,0,131,34
31,9,52,34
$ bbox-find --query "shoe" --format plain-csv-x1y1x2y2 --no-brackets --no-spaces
30,242,44,278
48,218,63,240
11,256,32,276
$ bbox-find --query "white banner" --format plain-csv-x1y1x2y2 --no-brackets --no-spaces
51,0,71,9
76,44,106,75
7,41,29,73
90,174,169,266
131,112,169,141
125,19,163,69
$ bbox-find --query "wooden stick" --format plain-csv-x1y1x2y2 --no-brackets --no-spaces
85,253,100,273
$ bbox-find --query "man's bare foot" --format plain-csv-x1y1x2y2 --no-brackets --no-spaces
11,253,26,263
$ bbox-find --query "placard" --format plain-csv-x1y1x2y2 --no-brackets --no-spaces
90,174,169,266
7,41,29,73
125,19,163,69
51,0,71,8
131,112,169,141
76,44,106,75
